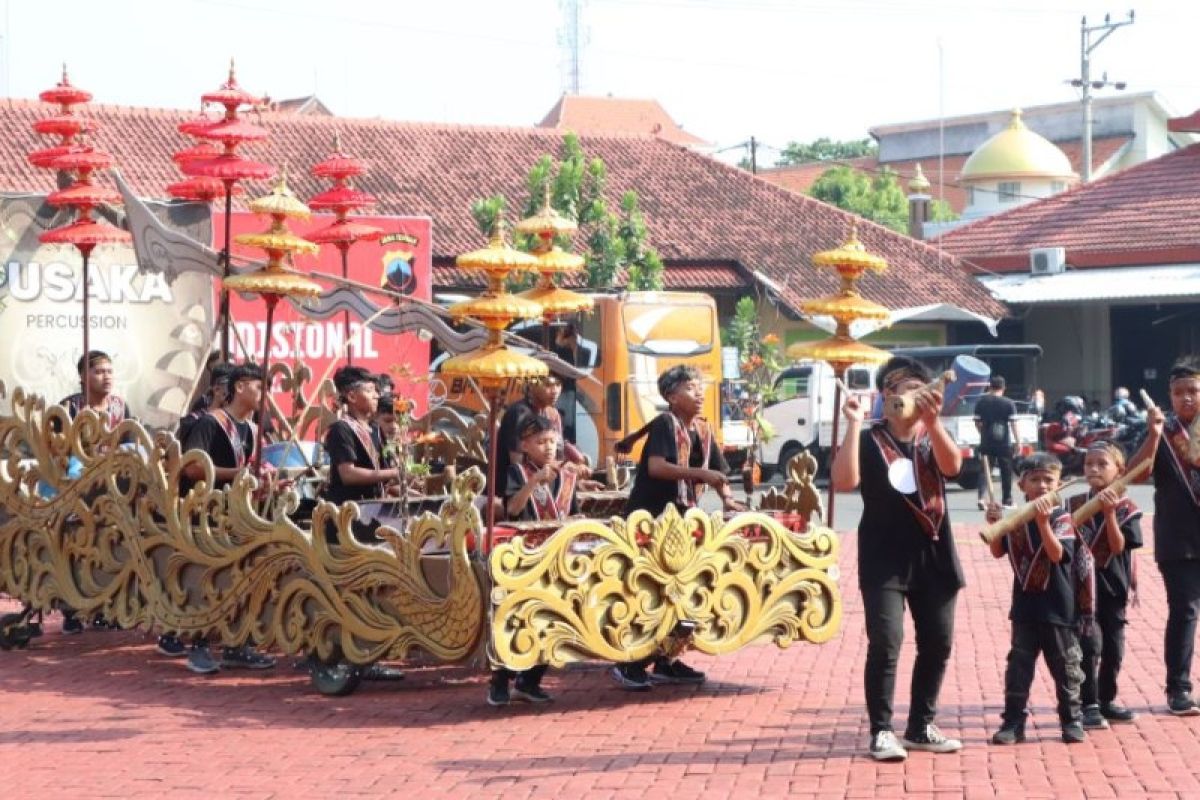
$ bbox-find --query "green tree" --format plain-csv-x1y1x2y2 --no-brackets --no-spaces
777,136,877,166
471,133,664,290
808,165,956,234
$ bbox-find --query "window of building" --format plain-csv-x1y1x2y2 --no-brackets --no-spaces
1050,181,1066,194
966,186,975,206
998,182,1020,202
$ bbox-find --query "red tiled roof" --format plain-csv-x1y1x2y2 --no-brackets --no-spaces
0,97,1003,319
758,137,1132,214
538,94,709,147
936,142,1200,271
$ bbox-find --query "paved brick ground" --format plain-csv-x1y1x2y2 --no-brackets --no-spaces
4,519,1200,799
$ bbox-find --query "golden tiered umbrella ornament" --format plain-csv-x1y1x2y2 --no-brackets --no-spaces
27,66,132,393
514,186,594,341
224,167,323,472
787,224,892,526
440,221,545,551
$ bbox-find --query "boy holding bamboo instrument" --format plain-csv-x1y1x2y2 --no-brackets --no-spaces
1068,442,1143,727
1129,357,1200,716
985,453,1092,744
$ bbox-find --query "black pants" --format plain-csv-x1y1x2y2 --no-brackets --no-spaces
1159,560,1200,695
492,664,547,689
1001,621,1083,727
861,581,958,736
977,449,1014,505
1080,591,1128,706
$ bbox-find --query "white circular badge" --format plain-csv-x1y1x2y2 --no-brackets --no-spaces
887,459,917,494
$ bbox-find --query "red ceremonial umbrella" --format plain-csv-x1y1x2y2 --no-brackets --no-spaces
27,69,130,394
305,134,382,365
175,60,271,361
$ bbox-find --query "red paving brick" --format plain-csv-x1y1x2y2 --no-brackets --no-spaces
4,521,1200,798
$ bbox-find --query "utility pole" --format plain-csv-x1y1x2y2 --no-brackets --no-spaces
749,136,758,174
559,0,584,95
1074,11,1134,182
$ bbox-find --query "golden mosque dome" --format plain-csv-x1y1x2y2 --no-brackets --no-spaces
960,109,1077,183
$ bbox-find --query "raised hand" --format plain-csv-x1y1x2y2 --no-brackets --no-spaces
914,389,943,426
1033,493,1057,524
1098,486,1121,512
843,394,864,424
984,500,1003,524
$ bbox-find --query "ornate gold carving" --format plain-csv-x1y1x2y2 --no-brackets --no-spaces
757,449,824,523
489,504,841,671
0,389,484,664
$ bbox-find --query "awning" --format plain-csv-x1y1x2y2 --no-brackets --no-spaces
979,264,1200,305
805,302,1000,339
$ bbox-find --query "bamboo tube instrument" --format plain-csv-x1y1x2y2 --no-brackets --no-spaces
979,478,1082,544
883,370,956,422
1068,458,1152,526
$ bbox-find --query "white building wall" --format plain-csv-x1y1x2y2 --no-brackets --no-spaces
1025,303,1112,405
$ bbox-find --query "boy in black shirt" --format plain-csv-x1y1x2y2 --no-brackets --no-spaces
612,365,745,691
322,366,401,544
178,363,277,674
1128,356,1200,716
831,355,964,761
1069,441,1143,727
987,453,1091,745
488,415,573,707
974,375,1019,509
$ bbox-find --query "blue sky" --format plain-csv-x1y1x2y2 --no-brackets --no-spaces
4,0,1198,165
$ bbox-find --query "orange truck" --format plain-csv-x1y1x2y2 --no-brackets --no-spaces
439,291,727,465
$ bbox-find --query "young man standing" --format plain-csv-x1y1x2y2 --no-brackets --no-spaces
831,356,965,761
179,362,277,675
974,374,1020,509
1130,357,1200,716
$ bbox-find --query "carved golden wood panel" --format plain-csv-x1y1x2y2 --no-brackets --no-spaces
0,389,485,664
489,504,841,671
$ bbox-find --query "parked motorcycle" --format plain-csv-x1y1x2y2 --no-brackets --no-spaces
1042,396,1118,475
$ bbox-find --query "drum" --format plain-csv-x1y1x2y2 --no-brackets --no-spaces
578,490,628,517
262,441,327,471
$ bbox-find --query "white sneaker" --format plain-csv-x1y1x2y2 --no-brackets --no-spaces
902,724,963,753
868,730,908,762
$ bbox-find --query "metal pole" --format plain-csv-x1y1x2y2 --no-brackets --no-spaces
252,295,278,476
1081,19,1092,182
80,247,92,397
340,245,353,366
825,372,843,528
219,182,235,361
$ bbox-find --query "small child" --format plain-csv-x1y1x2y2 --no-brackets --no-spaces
1070,442,1143,727
487,415,571,707
987,452,1092,745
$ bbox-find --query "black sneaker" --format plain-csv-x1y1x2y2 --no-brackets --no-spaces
902,724,963,753
186,644,220,675
648,659,706,685
1081,705,1109,730
990,725,1025,745
61,614,83,635
220,645,276,670
512,682,553,703
156,635,187,657
1168,693,1200,716
1061,722,1087,743
609,664,651,691
1100,702,1137,723
487,682,510,707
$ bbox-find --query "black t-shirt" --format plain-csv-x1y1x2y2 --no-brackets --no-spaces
1152,430,1200,564
1074,494,1143,603
624,414,729,517
856,426,964,591
505,463,578,521
180,412,254,496
1000,513,1078,627
324,419,386,505
974,393,1016,453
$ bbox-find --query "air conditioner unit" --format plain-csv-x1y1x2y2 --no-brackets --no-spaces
1030,247,1066,275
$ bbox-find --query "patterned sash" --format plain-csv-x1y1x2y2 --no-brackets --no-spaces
669,413,713,508
1163,414,1200,506
868,422,945,540
64,393,127,429
345,418,380,470
1067,492,1142,569
211,408,253,468
1007,509,1074,592
520,462,577,521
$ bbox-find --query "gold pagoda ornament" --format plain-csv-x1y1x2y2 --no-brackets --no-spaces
441,220,547,388
515,185,593,318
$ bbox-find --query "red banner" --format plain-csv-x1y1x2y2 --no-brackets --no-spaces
216,212,432,414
